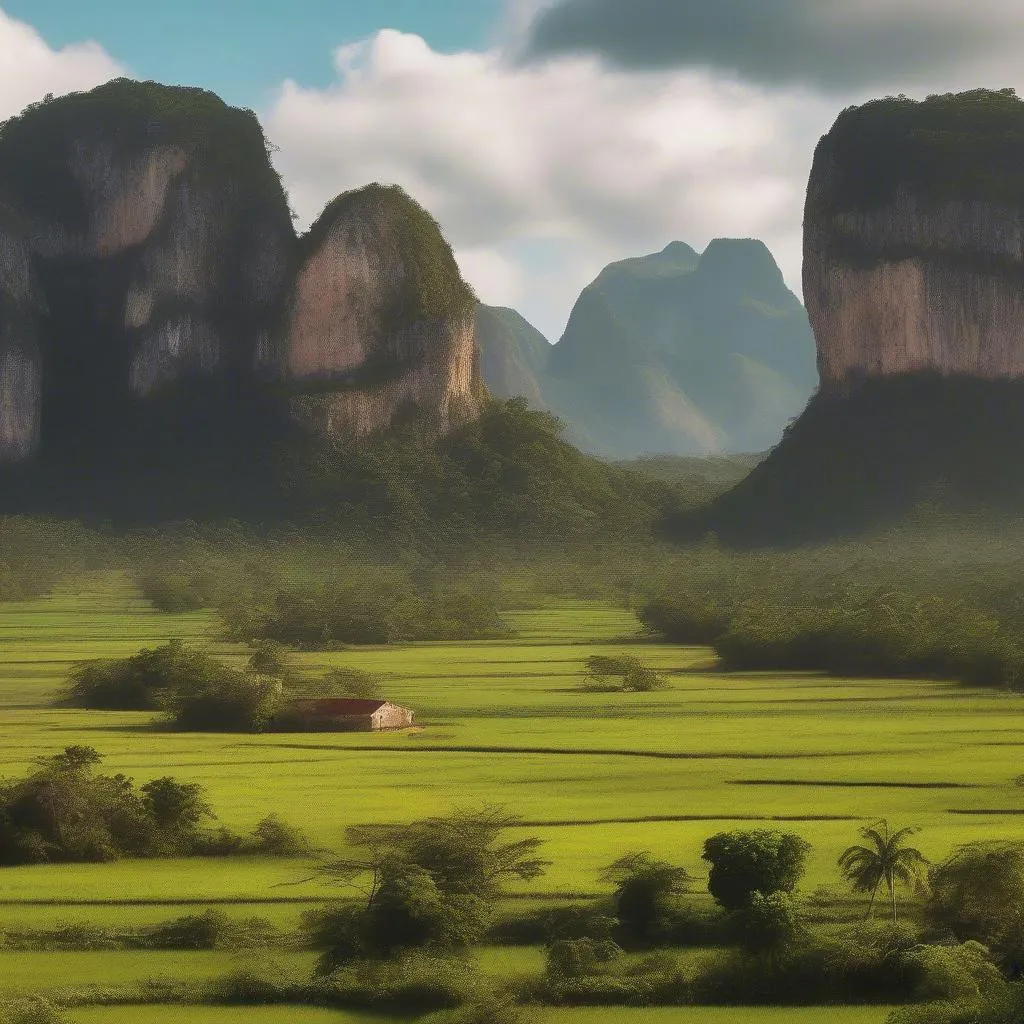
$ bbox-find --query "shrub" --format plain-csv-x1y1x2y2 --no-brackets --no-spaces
731,891,806,956
246,640,291,677
139,571,210,612
318,666,383,699
422,995,524,1024
209,955,306,1004
317,955,476,1013
144,910,233,950
485,903,615,945
905,941,1004,1002
886,988,1024,1024
546,938,622,978
245,814,310,855
232,582,509,648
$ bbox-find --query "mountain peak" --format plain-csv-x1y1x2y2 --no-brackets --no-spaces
696,238,785,293
660,240,699,259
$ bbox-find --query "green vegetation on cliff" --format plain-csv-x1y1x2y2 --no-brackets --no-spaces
0,397,680,545
298,184,477,329
0,78,290,226
817,87,1024,214
696,374,1024,546
274,397,678,546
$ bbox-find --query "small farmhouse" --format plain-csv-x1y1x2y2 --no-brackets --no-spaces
287,698,415,732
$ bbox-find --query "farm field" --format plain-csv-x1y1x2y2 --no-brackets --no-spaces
1,572,1022,1020
67,1007,896,1024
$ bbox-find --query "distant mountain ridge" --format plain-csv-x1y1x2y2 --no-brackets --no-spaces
476,238,817,458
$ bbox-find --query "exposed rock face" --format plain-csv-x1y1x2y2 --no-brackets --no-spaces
805,88,1024,387
0,82,483,465
280,185,483,438
0,207,41,458
0,80,296,459
702,89,1024,544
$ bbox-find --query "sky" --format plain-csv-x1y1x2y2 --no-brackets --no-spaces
2,0,1024,341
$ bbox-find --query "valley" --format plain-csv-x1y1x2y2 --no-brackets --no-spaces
0,573,1021,1021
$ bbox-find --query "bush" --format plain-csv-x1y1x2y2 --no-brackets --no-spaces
230,581,510,648
905,941,1004,1002
713,593,1024,691
485,903,615,945
160,669,280,732
422,995,524,1024
143,910,233,950
316,955,477,1013
318,666,383,699
689,925,1003,1007
245,814,310,855
731,892,806,955
139,571,211,612
246,640,291,677
546,938,622,978
209,955,306,1004
886,988,1024,1024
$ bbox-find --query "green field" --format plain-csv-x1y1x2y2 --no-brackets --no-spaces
68,1008,894,1024
1,572,1021,1019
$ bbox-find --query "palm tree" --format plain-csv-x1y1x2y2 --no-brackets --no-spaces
838,820,929,923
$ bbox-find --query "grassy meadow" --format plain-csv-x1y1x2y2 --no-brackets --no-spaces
1,571,1023,1020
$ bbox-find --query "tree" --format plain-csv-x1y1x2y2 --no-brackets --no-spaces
702,830,811,911
320,666,382,700
928,840,1024,968
599,851,690,945
360,860,489,959
0,747,226,865
838,820,929,923
246,640,291,678
583,655,669,693
140,777,214,832
309,806,549,968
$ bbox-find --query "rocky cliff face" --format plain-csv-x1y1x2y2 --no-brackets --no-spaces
804,88,1024,387
0,205,41,459
0,81,483,465
703,89,1024,544
280,185,483,439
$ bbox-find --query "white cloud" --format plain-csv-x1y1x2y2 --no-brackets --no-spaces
0,8,124,121
263,29,831,339
452,246,527,309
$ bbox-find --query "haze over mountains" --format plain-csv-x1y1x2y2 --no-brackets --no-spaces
476,238,818,459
